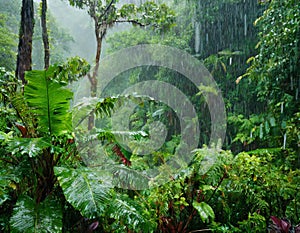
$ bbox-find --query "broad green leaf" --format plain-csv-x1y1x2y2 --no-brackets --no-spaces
54,166,111,218
192,201,215,223
7,137,51,157
10,195,62,233
24,68,73,135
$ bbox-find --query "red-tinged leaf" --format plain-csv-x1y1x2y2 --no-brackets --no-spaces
270,216,282,227
280,219,291,232
270,216,291,233
67,138,74,144
112,144,131,166
15,122,27,138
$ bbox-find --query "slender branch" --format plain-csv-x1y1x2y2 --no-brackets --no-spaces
207,170,227,203
115,19,156,27
98,0,115,20
87,73,93,84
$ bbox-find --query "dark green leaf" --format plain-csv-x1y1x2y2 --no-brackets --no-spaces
10,195,62,233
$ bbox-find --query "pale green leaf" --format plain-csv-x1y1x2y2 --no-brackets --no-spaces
192,201,215,223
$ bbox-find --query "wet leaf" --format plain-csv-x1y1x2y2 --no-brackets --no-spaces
192,201,215,223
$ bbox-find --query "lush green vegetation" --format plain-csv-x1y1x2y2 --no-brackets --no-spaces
0,0,299,232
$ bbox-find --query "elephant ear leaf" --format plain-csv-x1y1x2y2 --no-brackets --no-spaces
10,195,62,233
24,68,73,135
54,166,111,219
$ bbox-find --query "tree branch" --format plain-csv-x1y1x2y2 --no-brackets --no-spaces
99,0,115,20
115,19,158,28
115,19,146,27
207,170,228,203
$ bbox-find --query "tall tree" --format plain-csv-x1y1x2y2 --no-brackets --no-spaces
41,0,50,69
68,0,175,129
15,0,34,84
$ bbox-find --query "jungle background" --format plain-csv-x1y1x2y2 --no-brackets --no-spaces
0,0,299,232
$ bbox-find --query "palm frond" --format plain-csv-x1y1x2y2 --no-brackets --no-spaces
72,97,99,129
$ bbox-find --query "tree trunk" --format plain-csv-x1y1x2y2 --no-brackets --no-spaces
88,23,106,130
16,0,34,84
41,0,50,70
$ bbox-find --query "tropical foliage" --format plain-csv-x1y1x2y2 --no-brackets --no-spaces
0,0,299,232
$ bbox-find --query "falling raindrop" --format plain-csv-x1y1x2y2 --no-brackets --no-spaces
283,133,287,149
244,14,247,36
229,57,232,66
195,21,200,54
281,102,284,114
296,88,299,100
259,124,263,139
